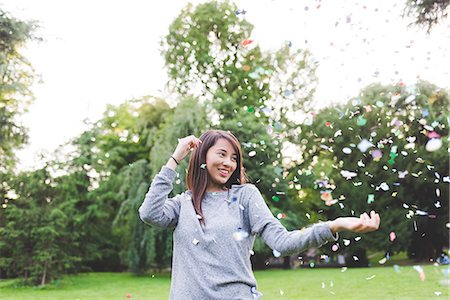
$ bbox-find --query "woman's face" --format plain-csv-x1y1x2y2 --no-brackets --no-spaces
205,138,238,191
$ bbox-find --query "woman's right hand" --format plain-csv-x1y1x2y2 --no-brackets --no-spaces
172,135,203,162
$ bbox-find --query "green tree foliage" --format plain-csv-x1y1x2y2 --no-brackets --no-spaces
404,0,450,33
291,81,449,264
0,167,81,285
112,97,208,273
0,9,37,171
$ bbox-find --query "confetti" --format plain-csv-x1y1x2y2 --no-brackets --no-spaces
277,213,286,219
366,275,376,280
377,182,389,191
241,39,254,47
273,249,281,258
357,116,367,126
235,9,247,15
367,194,375,204
357,139,373,152
340,170,357,180
371,149,383,161
398,170,408,178
343,239,351,246
425,138,442,152
390,232,396,242
413,265,426,281
342,147,352,154
200,164,207,169
379,257,387,264
248,150,256,157
192,238,199,245
332,244,339,251
233,228,249,241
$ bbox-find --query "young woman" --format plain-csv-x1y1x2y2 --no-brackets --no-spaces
139,130,380,299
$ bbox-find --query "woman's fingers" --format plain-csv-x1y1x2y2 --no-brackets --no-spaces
352,211,381,233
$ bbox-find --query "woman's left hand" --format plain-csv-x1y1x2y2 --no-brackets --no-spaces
329,210,380,234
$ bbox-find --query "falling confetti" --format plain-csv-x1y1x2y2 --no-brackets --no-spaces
340,170,357,180
357,139,373,152
192,238,199,245
342,147,352,154
233,228,249,241
413,265,426,281
357,116,367,126
277,213,286,219
241,39,254,47
390,231,396,242
426,138,442,152
371,149,383,161
273,249,281,258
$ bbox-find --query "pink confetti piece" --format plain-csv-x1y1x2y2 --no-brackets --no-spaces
390,231,396,242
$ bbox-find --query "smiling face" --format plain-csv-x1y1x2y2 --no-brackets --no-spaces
205,138,238,192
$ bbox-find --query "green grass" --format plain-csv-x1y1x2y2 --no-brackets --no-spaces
0,265,448,299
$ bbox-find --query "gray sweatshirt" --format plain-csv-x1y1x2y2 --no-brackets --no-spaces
139,166,338,300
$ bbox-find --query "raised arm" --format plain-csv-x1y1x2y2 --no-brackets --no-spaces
138,135,202,228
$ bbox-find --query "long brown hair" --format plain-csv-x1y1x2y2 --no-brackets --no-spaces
186,130,248,224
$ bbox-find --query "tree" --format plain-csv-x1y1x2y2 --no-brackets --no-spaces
112,97,208,273
404,0,450,33
0,167,81,285
291,80,449,264
0,9,38,171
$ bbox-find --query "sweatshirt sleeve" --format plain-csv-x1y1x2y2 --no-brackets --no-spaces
138,166,182,228
246,185,338,257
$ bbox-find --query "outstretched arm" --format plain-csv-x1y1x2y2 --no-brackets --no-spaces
328,211,380,234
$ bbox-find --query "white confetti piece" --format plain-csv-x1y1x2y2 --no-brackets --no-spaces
342,147,352,154
357,139,373,152
273,249,281,258
340,170,357,180
426,138,442,152
233,229,249,241
192,238,199,245
366,275,376,280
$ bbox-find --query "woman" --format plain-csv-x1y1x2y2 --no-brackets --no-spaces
139,130,380,299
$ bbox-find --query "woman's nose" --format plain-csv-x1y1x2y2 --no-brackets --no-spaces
222,157,232,166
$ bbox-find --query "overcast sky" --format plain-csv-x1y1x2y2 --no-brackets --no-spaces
1,0,449,171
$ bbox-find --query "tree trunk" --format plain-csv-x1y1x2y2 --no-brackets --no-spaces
41,261,48,286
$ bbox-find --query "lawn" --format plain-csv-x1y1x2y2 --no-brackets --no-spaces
0,265,448,299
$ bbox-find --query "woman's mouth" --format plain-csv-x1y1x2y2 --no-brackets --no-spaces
218,169,229,177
